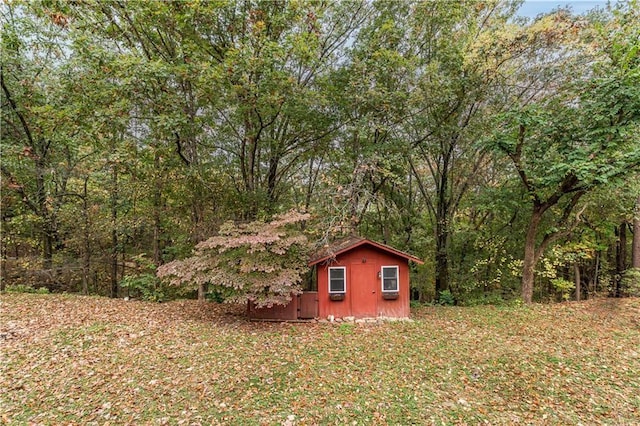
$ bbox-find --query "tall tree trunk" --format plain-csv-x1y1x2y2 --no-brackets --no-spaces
614,222,627,297
522,207,544,304
152,151,162,267
434,217,450,296
153,195,161,267
574,262,581,301
190,180,207,302
42,218,54,270
82,177,90,295
434,146,452,297
36,156,54,270
177,128,207,300
633,195,640,269
110,165,119,298
1,74,55,270
592,251,601,293
267,154,280,208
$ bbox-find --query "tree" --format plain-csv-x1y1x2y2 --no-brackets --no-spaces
311,0,413,241
4,0,638,304
157,211,310,307
1,4,81,270
403,1,522,297
199,1,370,218
490,6,640,302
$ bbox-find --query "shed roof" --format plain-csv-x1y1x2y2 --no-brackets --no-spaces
308,236,423,266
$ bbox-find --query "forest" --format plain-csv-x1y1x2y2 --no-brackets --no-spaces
2,0,639,305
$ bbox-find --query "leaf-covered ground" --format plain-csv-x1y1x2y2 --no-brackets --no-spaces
1,294,639,425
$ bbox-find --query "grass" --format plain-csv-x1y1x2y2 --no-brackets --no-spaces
1,293,639,425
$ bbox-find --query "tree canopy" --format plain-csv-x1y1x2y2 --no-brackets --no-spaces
2,0,639,304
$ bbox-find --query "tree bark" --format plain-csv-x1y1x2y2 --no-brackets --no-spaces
267,153,280,206
435,217,450,296
177,127,208,301
574,262,581,302
522,207,544,304
36,154,55,270
592,251,601,294
434,143,452,297
633,195,640,269
82,177,90,295
197,282,208,303
42,219,54,271
110,165,119,298
614,222,627,297
152,151,162,267
0,259,5,292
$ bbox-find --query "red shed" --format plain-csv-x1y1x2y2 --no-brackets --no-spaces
248,236,423,320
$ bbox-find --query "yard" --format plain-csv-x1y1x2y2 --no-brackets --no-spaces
1,294,639,425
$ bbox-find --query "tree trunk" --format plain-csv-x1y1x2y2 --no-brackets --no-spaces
153,205,161,267
574,262,581,302
42,219,54,270
592,251,600,294
152,151,162,267
33,148,54,270
614,222,627,297
191,183,207,302
0,252,5,292
190,189,206,241
434,148,451,297
267,153,280,206
522,208,543,304
434,217,450,296
633,195,640,269
189,181,207,301
198,282,208,303
110,165,119,298
82,177,90,295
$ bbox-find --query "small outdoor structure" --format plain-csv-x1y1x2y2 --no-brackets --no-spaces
248,236,423,320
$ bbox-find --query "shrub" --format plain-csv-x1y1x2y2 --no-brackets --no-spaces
621,268,640,297
120,273,165,302
460,291,506,306
409,300,422,309
550,278,575,301
438,289,455,306
206,288,234,303
4,284,49,294
157,210,310,308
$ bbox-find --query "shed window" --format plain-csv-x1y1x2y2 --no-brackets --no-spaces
381,266,399,292
328,267,346,293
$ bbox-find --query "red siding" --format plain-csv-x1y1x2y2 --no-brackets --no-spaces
247,292,319,321
248,297,298,320
249,241,414,320
299,292,319,319
318,246,410,319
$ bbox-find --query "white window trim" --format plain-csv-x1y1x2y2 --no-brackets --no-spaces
381,266,399,293
328,266,346,294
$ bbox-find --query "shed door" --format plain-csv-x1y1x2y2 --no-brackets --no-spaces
350,263,377,317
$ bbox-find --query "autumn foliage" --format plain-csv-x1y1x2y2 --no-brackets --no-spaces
2,294,640,424
157,211,310,308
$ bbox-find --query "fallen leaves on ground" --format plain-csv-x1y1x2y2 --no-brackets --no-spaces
1,294,639,425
